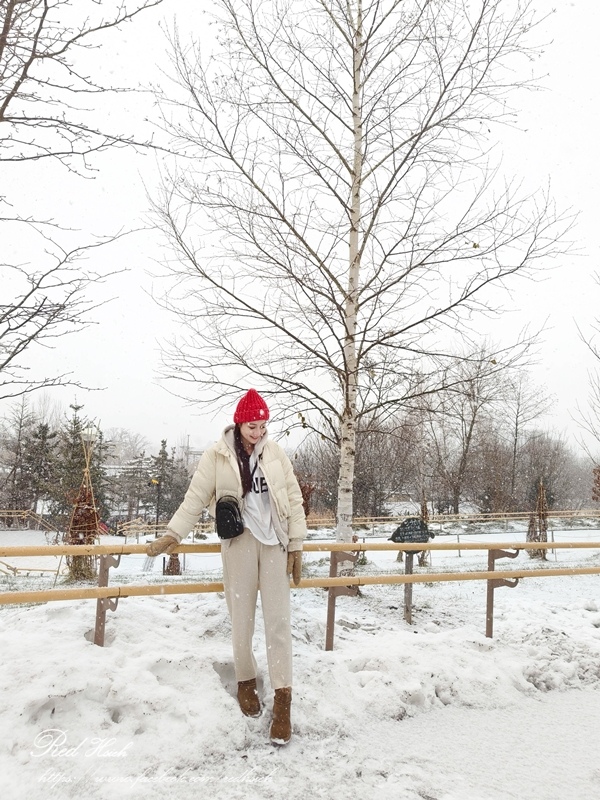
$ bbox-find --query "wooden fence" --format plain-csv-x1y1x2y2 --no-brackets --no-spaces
0,509,59,532
1,540,600,648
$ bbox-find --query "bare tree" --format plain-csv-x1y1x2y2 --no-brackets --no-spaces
296,414,419,517
466,421,513,513
1,0,164,401
293,435,339,515
1,225,129,401
152,0,568,540
576,277,600,458
1,0,163,170
519,431,584,511
499,372,554,507
104,427,149,465
422,344,530,513
352,417,418,517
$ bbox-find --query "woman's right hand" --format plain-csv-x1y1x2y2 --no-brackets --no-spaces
146,534,179,557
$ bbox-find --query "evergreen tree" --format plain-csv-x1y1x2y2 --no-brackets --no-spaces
166,455,190,520
22,422,58,515
0,399,35,510
48,404,109,522
109,451,152,523
146,440,189,524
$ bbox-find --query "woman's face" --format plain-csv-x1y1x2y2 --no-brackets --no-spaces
239,421,267,449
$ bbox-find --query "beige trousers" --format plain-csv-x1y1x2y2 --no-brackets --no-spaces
221,529,292,690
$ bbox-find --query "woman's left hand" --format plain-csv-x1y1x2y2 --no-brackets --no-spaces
286,550,302,586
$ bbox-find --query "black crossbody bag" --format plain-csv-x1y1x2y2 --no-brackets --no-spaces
215,496,245,539
215,455,260,539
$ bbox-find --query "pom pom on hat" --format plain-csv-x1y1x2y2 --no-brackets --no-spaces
233,389,270,424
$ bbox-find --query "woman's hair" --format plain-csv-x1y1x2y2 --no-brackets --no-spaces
234,425,253,496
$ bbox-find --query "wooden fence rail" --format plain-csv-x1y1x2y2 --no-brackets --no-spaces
1,564,600,606
1,540,599,558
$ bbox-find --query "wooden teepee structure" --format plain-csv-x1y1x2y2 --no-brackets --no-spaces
418,490,431,567
64,427,100,580
526,478,548,561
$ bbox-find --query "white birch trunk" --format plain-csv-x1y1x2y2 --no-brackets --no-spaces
336,0,363,543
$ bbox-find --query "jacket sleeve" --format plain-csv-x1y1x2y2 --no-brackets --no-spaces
281,450,307,551
167,448,217,541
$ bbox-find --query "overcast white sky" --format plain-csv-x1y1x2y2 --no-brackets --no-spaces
4,0,600,455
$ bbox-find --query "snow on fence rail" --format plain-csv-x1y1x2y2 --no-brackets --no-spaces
2,541,600,648
308,509,600,526
3,508,600,537
117,508,600,534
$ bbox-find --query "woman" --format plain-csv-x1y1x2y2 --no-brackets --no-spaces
146,389,306,746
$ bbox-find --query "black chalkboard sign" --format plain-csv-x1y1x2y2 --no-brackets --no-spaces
389,517,432,544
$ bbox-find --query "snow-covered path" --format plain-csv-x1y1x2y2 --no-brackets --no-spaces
396,690,600,800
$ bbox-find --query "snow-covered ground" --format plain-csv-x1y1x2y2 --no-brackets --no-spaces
1,525,600,800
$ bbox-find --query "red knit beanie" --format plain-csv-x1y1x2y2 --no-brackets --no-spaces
233,389,270,424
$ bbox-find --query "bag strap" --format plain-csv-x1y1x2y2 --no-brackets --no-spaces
248,454,259,490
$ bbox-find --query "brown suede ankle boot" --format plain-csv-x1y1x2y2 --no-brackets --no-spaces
269,687,292,745
237,678,261,718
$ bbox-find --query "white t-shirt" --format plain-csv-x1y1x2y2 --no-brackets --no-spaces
243,454,279,546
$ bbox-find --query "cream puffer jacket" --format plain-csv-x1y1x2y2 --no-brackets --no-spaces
167,426,306,551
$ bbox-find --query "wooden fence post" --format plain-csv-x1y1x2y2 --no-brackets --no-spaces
325,550,358,651
485,549,519,638
93,553,121,646
404,551,414,624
